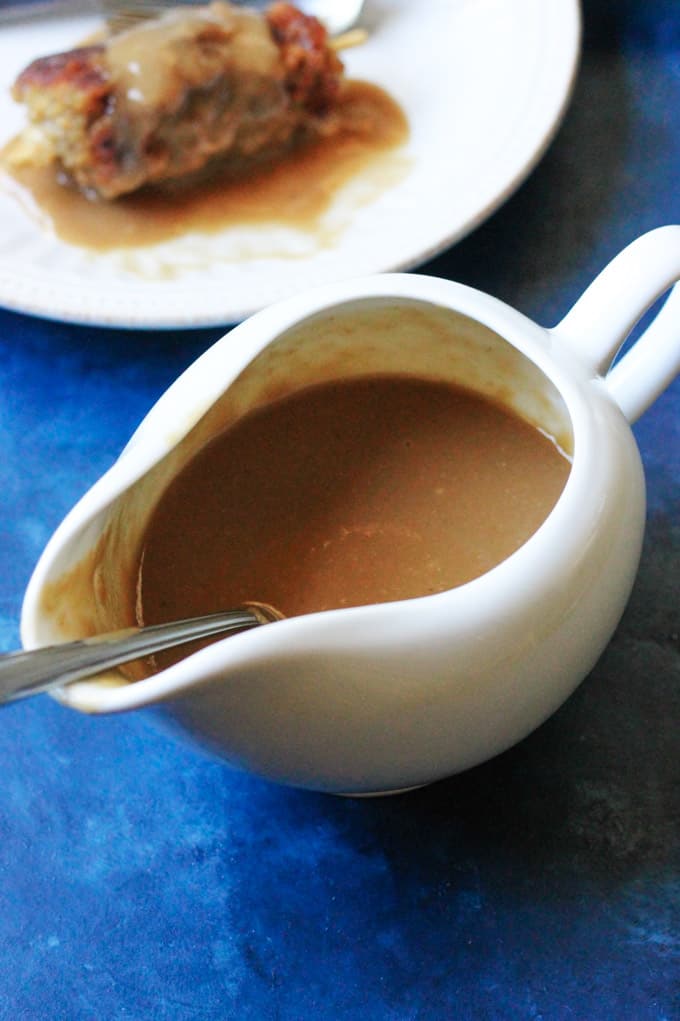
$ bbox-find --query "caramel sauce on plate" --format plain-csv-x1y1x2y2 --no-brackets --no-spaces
1,81,408,251
135,374,571,672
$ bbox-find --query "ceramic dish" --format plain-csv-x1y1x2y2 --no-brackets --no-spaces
21,228,680,793
0,0,580,328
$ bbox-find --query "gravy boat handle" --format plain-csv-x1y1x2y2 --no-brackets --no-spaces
551,225,680,422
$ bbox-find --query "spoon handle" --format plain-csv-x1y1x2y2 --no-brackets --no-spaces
0,607,274,705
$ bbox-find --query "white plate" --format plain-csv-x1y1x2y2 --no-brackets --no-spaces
0,0,580,328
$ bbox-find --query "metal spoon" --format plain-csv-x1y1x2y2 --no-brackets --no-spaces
104,0,367,37
295,0,366,37
0,602,281,706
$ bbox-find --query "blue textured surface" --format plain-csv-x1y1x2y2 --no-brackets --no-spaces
0,1,678,1017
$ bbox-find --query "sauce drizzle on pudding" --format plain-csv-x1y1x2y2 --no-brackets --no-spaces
135,373,571,672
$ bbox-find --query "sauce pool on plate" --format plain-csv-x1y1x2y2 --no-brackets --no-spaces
1,81,408,251
135,373,571,671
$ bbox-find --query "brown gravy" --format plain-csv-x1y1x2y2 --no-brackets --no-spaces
1,81,408,251
135,374,571,667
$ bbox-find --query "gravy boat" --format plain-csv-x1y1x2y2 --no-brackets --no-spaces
21,227,680,794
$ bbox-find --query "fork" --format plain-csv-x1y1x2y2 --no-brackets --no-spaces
0,0,367,36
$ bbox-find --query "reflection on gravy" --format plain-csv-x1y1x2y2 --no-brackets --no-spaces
1,81,408,251
135,374,571,672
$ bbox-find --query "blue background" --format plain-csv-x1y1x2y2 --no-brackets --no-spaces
0,1,678,1017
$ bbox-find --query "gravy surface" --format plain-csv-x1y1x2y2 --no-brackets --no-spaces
1,81,407,251
135,374,571,666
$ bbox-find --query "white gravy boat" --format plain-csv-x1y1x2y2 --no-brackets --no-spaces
21,227,680,794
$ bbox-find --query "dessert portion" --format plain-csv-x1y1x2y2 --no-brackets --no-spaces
10,1,345,199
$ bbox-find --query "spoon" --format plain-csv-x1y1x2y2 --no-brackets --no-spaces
104,0,367,37
0,603,281,706
297,0,366,37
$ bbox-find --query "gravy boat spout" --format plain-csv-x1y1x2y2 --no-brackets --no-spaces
21,227,680,794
